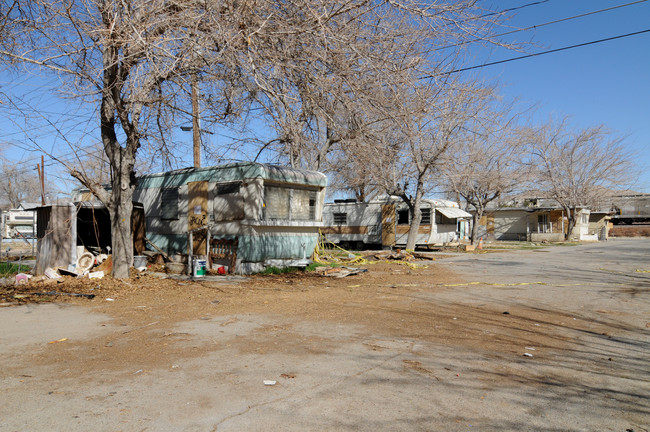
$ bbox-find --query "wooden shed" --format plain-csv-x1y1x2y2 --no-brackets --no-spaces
34,202,145,275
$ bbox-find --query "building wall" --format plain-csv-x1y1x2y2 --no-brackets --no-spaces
321,202,382,245
589,214,610,240
476,210,529,241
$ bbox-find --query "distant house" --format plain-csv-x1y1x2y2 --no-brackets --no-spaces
1,203,38,239
474,199,609,242
131,162,327,273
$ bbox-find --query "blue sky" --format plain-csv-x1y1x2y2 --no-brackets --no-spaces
475,0,650,191
1,0,649,197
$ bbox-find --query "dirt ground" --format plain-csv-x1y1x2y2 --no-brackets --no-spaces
1,241,648,431
2,258,575,364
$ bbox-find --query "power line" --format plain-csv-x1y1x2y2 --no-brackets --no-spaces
425,28,650,78
469,1,550,22
437,0,648,51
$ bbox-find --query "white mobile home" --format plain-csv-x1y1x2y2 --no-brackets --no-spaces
2,203,38,238
132,162,327,273
321,197,471,249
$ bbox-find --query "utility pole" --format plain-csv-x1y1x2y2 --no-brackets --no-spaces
36,155,46,205
191,73,201,168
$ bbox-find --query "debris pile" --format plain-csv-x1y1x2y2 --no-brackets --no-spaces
39,248,114,282
311,266,368,278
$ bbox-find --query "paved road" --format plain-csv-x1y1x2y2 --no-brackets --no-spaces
1,239,648,431
442,238,650,286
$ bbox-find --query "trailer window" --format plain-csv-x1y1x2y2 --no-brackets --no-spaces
264,185,318,221
216,182,241,195
333,213,347,225
421,208,431,224
435,211,453,225
397,209,409,225
292,189,317,221
161,188,179,220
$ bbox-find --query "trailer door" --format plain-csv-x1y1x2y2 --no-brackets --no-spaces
188,181,209,254
381,204,395,247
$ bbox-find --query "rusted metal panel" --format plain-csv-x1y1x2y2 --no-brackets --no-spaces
35,205,74,275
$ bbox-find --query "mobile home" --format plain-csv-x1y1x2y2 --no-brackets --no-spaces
321,197,471,249
132,162,327,273
2,203,38,239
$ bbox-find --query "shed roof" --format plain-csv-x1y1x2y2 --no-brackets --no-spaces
136,162,327,189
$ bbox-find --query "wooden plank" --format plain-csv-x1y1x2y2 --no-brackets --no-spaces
187,181,208,254
396,225,432,235
381,204,396,247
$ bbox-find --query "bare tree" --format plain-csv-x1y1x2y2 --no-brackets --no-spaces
2,0,513,276
372,81,491,250
527,117,636,239
244,1,513,174
443,104,531,244
1,1,234,276
0,158,42,207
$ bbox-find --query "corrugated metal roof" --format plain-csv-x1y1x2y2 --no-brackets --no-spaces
136,162,327,189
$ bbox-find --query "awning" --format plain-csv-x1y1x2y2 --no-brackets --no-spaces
436,207,472,219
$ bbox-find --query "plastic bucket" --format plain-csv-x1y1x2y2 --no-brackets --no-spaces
133,256,147,268
193,259,207,277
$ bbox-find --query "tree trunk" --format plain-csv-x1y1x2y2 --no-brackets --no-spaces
107,148,137,278
109,190,134,278
405,182,425,251
470,208,483,245
565,207,576,241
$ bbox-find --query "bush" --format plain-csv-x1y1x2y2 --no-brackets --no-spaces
260,266,297,275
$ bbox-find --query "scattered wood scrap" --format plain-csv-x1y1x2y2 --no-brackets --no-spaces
313,266,368,278
364,251,414,261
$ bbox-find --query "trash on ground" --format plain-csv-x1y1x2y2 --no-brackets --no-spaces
48,338,68,344
263,380,277,386
15,273,31,285
44,268,61,279
314,266,368,278
523,352,534,357
366,251,414,261
88,271,104,279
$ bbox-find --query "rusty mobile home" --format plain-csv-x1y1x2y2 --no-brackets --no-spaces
131,162,327,273
321,197,471,249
